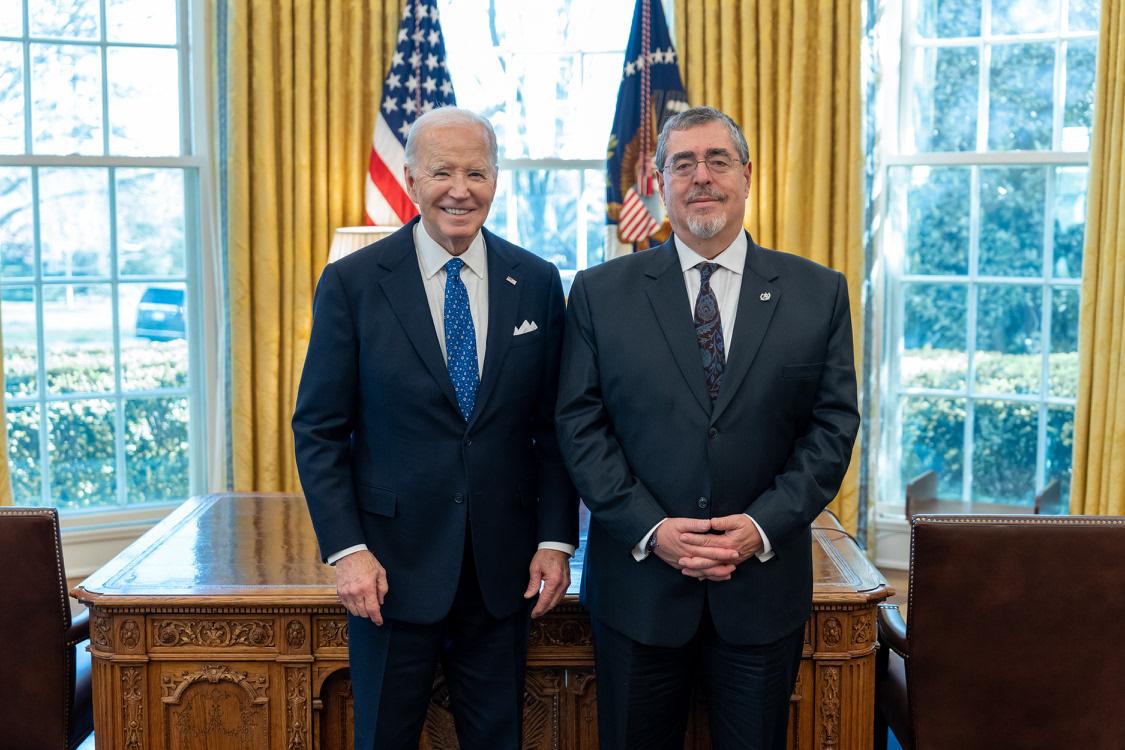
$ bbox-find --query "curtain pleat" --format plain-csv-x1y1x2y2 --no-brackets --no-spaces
1072,2,1125,516
674,0,864,535
227,0,401,492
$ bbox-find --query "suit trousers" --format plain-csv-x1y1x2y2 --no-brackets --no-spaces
591,602,804,750
348,533,532,750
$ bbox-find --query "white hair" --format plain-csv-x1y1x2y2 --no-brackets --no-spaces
404,107,498,170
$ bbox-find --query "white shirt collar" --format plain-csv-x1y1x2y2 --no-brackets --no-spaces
674,230,748,276
415,221,487,280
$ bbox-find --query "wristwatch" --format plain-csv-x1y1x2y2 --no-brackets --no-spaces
645,530,659,554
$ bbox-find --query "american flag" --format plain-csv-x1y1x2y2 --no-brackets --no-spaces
605,0,688,252
365,0,457,226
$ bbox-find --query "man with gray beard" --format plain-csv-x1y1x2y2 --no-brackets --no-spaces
556,106,859,749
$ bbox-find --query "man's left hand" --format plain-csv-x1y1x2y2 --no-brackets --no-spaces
678,514,764,574
525,549,571,618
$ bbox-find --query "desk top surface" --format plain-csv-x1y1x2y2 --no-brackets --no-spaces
74,493,889,607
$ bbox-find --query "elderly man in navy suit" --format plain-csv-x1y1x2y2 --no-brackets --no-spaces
293,107,578,750
557,106,859,749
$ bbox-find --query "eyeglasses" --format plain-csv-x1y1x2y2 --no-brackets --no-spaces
661,155,742,179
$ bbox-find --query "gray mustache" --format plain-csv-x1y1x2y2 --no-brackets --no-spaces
686,188,725,202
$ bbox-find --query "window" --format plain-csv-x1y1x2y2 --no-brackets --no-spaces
0,0,204,511
877,0,1098,511
439,0,640,289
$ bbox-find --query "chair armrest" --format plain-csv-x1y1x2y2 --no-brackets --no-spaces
878,603,908,659
67,608,90,648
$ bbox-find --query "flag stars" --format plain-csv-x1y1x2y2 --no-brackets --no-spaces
425,52,439,70
382,95,398,113
428,30,440,46
406,74,419,92
397,28,408,43
421,101,435,113
412,29,425,43
386,72,401,90
403,98,418,115
440,80,453,97
422,76,437,94
410,50,422,67
393,51,404,67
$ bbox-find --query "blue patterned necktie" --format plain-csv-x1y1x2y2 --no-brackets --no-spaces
694,262,726,401
443,258,479,421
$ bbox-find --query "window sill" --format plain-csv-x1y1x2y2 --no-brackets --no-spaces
60,501,182,579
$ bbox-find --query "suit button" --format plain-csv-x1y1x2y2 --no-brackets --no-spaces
454,492,464,504
464,438,472,447
709,427,719,438
697,497,709,509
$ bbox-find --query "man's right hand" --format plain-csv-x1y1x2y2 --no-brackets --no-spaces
651,517,737,577
335,550,389,626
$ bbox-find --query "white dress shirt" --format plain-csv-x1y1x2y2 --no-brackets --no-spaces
632,232,774,563
329,222,574,564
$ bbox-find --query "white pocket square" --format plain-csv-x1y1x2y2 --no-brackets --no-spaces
513,320,539,336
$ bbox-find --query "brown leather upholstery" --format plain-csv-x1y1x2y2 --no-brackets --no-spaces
875,514,1125,749
0,507,94,750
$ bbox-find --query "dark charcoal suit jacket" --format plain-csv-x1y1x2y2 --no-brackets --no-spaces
293,217,578,625
556,233,859,648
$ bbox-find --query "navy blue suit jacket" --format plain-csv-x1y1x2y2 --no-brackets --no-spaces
293,218,578,624
556,234,859,647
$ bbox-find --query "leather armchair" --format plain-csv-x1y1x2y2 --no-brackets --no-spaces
875,514,1125,749
0,507,94,750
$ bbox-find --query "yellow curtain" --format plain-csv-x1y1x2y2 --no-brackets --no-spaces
674,0,864,535
227,0,401,492
1072,3,1125,517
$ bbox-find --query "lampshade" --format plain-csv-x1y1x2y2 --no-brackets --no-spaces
327,225,398,264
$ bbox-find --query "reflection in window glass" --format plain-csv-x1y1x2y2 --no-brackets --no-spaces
1049,287,1079,398
1063,40,1096,151
911,46,978,152
38,167,110,278
900,396,965,498
915,0,981,37
0,42,25,153
30,43,103,155
0,168,34,277
125,396,189,503
901,166,970,274
988,42,1054,151
975,284,1041,395
980,166,1044,277
1053,167,1087,278
117,169,186,276
48,398,115,510
28,0,100,40
991,0,1056,34
973,400,1037,504
6,404,41,505
108,47,181,155
902,283,968,390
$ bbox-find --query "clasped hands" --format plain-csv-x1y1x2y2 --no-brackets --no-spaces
335,548,571,625
652,515,764,581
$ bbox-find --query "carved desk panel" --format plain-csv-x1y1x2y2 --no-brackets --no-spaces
74,494,891,749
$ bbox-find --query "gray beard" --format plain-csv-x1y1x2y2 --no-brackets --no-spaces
685,213,727,240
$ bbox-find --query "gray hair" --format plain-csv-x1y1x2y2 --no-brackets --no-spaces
404,107,499,170
653,106,750,170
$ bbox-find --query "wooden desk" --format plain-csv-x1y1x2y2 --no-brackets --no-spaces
74,493,891,749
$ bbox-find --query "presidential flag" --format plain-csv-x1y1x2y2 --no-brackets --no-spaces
605,0,688,254
365,0,457,226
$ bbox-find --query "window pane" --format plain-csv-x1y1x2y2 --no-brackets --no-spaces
30,43,103,155
578,52,626,159
975,284,1042,395
125,396,188,503
7,404,42,505
28,0,99,40
1046,405,1074,508
1067,0,1100,30
1062,39,1096,151
911,46,978,152
0,42,25,153
121,282,187,390
0,0,22,36
583,168,606,268
973,399,1037,504
990,0,1057,34
106,0,178,44
43,283,114,394
107,47,181,156
901,166,970,274
915,0,981,37
902,282,968,389
1053,167,1087,278
48,398,116,509
39,166,110,277
980,166,1045,277
117,169,186,275
1049,287,1079,398
488,169,579,270
0,167,34,277
2,286,37,397
901,396,965,499
988,42,1055,151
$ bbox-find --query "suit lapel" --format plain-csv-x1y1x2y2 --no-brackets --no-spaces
711,235,780,424
644,241,712,415
376,221,462,416
468,230,522,427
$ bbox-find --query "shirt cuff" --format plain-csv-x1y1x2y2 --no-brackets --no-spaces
327,544,369,566
746,514,774,562
538,541,576,557
632,519,667,561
